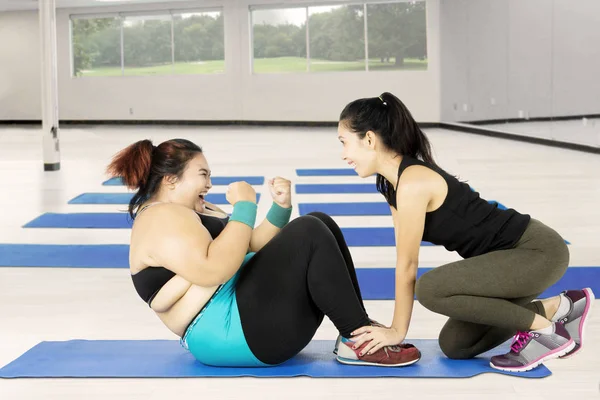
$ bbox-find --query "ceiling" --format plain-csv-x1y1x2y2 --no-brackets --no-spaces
0,0,190,12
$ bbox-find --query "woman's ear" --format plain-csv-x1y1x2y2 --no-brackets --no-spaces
365,131,376,149
163,175,178,189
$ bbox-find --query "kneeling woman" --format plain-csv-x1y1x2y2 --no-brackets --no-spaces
107,138,420,368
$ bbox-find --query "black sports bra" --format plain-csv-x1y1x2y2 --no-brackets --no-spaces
130,207,229,307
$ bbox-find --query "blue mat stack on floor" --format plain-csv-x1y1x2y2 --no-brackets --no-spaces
0,168,578,297
0,245,595,300
0,169,588,379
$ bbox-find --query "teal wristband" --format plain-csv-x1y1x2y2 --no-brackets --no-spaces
230,201,258,228
266,202,292,228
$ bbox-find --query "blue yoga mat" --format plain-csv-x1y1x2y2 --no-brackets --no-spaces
23,213,134,229
296,169,358,176
0,244,130,268
19,216,420,246
68,193,260,205
299,201,507,216
296,184,378,194
341,227,433,247
103,176,265,186
20,215,569,246
0,244,595,300
0,339,550,379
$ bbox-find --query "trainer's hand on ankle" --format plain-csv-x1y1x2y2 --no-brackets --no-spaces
350,326,405,356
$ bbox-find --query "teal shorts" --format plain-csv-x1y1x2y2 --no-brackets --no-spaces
180,252,269,367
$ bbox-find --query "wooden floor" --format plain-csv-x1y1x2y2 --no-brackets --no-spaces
0,125,598,399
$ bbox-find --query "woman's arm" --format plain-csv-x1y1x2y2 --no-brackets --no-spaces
249,177,293,252
389,170,431,339
249,211,285,252
348,167,436,355
149,201,256,287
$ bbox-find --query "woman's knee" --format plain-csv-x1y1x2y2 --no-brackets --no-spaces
287,215,332,240
305,211,337,230
438,332,476,360
548,240,570,275
414,271,441,311
531,220,570,276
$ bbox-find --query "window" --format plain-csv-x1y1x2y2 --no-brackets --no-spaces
308,5,365,72
367,2,427,71
173,12,224,74
123,15,172,76
70,9,225,77
71,17,121,77
252,8,307,73
250,0,427,74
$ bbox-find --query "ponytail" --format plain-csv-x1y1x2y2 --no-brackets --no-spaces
106,139,154,191
379,92,437,167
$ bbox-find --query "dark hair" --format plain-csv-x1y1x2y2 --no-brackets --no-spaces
106,138,203,219
339,92,438,207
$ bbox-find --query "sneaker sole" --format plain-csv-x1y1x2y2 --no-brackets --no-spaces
559,287,595,359
336,355,421,367
489,339,576,373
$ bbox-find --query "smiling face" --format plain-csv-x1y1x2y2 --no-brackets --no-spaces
165,152,213,212
337,122,378,178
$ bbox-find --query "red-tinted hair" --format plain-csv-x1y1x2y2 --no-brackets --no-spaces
106,138,203,219
106,139,153,190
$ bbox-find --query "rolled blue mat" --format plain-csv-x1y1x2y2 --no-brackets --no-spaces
296,169,358,176
103,176,265,186
296,184,377,194
67,193,260,205
299,201,507,216
0,339,550,379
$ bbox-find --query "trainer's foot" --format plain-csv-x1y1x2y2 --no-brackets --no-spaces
490,322,574,372
336,337,421,367
554,288,595,358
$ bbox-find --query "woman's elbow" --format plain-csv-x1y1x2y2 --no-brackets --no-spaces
395,261,418,282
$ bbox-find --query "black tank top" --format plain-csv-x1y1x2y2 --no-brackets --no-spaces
131,211,229,306
387,156,531,258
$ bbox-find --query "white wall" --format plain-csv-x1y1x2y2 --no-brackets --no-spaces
0,0,441,123
440,0,600,122
0,11,41,120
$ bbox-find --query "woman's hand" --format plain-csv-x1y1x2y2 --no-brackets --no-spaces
350,326,405,356
268,177,292,208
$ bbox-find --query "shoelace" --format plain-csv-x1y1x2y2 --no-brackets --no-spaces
359,344,406,358
386,345,407,353
510,331,532,352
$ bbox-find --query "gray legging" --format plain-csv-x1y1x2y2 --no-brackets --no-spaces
415,218,570,359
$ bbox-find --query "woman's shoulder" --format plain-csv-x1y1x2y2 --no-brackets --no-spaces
137,202,197,220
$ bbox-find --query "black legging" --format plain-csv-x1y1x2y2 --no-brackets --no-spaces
235,212,371,365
